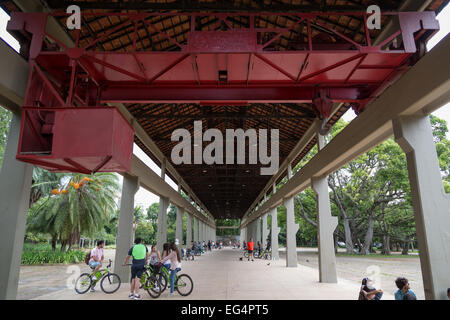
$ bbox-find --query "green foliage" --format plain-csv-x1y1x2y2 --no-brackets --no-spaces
21,243,85,265
27,172,120,249
0,106,12,167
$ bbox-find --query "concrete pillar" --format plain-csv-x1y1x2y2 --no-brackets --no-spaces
270,207,280,260
262,213,269,244
175,206,184,246
156,197,169,252
114,174,139,282
284,196,299,267
193,217,199,242
393,115,450,300
0,113,33,300
311,133,338,283
256,217,261,244
186,213,192,247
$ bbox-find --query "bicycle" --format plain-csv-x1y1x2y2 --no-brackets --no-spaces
139,264,163,299
75,259,121,294
150,263,194,296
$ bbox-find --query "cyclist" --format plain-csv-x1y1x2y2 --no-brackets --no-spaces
88,240,105,292
123,237,149,300
161,243,171,271
247,238,254,261
159,243,182,298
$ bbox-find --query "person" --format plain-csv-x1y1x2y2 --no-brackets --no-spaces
247,238,255,261
123,237,149,300
88,240,104,291
447,288,450,299
243,241,247,250
256,241,262,257
394,277,417,300
149,245,160,266
208,240,211,251
266,239,271,252
359,278,383,300
159,243,182,298
161,243,171,271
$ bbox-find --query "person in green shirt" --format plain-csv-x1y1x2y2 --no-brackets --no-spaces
123,237,149,300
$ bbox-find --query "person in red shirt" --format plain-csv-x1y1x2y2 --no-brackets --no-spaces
247,238,255,261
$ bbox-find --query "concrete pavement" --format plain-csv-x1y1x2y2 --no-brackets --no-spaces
31,247,394,300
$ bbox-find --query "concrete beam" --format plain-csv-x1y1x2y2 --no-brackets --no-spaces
241,33,450,228
129,156,214,228
0,40,27,114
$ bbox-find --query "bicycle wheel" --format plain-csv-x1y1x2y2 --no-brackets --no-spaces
100,273,121,294
175,274,194,296
146,275,162,298
244,251,248,258
75,273,92,294
140,271,149,289
158,273,168,293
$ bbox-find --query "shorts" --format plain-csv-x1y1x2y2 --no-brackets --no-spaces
89,261,100,269
131,263,145,279
248,249,253,254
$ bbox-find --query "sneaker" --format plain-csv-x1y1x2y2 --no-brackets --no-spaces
134,294,142,300
90,287,96,292
128,293,134,299
167,292,173,298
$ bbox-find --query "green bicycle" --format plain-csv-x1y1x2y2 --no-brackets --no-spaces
139,264,163,299
75,259,121,294
148,264,194,296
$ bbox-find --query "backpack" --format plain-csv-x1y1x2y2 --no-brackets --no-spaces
84,251,91,265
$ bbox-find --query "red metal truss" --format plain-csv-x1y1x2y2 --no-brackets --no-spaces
8,11,439,116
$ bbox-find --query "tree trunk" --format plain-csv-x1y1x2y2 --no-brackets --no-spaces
402,237,410,255
333,232,338,254
51,238,56,251
343,218,353,254
361,215,375,255
382,234,391,255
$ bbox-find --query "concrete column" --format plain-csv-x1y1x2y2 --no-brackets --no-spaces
270,207,280,260
156,197,169,252
262,213,269,244
186,213,192,247
284,196,299,267
311,133,338,283
256,217,261,244
175,206,184,246
0,113,33,300
193,217,199,242
114,174,139,282
393,115,450,300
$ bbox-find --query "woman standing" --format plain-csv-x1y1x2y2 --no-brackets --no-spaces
149,245,160,266
160,243,182,298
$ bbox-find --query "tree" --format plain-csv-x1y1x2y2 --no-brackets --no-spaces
0,106,12,168
27,172,120,251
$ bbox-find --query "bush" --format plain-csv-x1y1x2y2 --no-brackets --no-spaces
21,243,86,265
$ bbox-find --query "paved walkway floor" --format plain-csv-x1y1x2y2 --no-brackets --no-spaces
31,247,394,300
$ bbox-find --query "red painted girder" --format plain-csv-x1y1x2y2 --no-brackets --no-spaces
97,85,367,103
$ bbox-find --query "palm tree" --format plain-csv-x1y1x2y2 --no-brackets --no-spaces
28,172,120,251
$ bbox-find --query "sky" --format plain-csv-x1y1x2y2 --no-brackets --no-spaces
0,5,449,210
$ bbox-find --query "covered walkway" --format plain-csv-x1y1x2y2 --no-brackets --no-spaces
31,247,394,300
